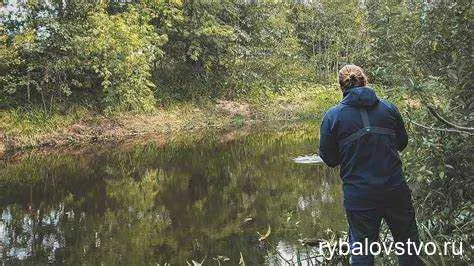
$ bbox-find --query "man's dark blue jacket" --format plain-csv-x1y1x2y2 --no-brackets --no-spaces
319,86,409,210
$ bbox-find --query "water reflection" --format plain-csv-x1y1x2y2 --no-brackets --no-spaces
0,123,345,264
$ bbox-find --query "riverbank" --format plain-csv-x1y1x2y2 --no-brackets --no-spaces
0,85,340,159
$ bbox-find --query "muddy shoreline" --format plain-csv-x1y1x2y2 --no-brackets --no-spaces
0,117,319,163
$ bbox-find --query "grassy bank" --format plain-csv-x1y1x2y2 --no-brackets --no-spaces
0,84,340,158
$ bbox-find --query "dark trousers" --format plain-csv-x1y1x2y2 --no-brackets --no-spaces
345,191,422,265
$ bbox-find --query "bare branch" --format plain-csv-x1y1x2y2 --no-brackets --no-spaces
426,106,474,132
408,119,474,136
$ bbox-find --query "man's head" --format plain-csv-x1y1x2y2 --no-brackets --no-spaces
338,64,367,91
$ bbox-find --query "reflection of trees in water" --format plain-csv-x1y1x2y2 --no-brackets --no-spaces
0,124,345,264
0,170,170,264
1,205,63,261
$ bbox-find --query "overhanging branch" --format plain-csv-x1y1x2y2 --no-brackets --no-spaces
408,119,474,136
426,106,474,132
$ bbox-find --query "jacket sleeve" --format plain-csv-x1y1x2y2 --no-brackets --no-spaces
388,102,408,151
318,111,340,167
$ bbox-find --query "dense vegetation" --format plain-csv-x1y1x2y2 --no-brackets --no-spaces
1,0,472,264
1,0,370,109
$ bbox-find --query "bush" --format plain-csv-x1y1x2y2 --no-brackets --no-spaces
74,9,167,113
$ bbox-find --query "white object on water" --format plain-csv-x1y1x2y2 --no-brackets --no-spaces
292,154,324,164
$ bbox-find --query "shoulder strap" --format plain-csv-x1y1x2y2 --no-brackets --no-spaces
338,108,396,148
359,109,370,127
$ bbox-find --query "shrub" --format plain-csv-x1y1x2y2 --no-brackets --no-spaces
74,9,167,113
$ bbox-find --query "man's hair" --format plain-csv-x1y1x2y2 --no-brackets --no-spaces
338,64,368,90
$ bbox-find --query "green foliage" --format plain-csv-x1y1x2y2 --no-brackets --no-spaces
1,1,166,112
151,0,240,100
1,0,471,107
365,2,473,263
290,0,369,79
228,1,308,97
0,4,77,108
0,26,26,106
74,8,167,113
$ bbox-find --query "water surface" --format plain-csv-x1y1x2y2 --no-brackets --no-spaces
0,122,345,264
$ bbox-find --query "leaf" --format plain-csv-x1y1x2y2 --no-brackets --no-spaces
258,225,271,242
190,260,201,266
214,255,230,261
445,164,455,170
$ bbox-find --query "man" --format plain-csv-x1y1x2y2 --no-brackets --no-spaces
319,65,422,265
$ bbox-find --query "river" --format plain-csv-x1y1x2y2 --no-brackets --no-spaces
0,122,345,264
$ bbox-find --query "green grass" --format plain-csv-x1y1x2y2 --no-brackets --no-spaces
0,105,89,137
253,83,341,121
0,84,341,150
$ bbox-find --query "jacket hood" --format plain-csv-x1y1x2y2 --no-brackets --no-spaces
341,86,379,108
